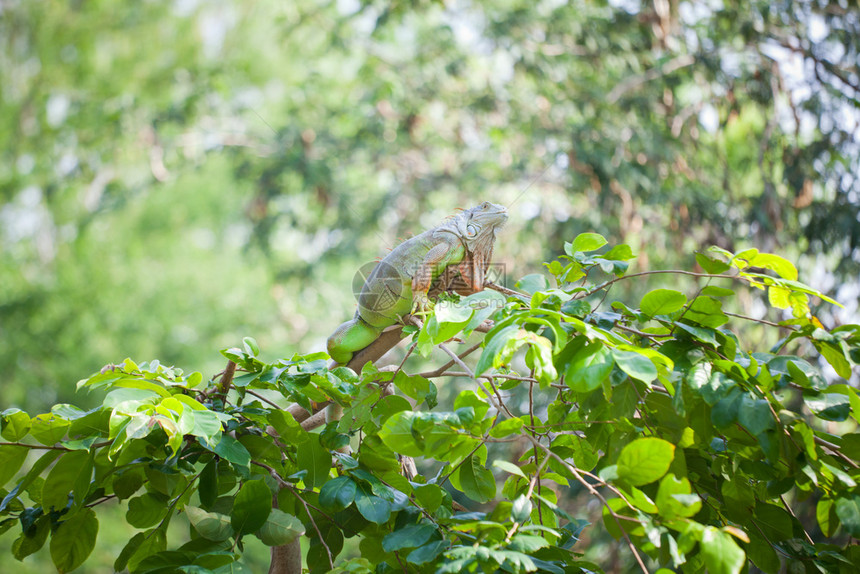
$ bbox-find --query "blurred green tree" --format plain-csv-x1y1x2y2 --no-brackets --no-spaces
0,1,858,568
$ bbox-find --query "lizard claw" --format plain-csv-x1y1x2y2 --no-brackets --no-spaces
410,292,433,317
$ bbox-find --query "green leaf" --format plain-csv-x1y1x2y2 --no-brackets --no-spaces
382,523,435,552
640,289,687,317
199,459,218,509
231,480,272,535
1,409,31,441
617,438,675,486
815,341,853,379
701,286,735,297
673,322,718,346
489,417,524,438
1,450,61,512
804,391,851,422
737,394,775,435
319,476,357,512
817,498,839,537
767,285,791,309
754,502,794,541
114,533,144,572
655,474,701,519
565,342,614,392
41,450,91,511
835,495,860,537
567,233,608,253
611,349,657,385
296,436,331,489
127,493,166,528
745,531,780,574
354,483,390,524
255,508,304,546
745,252,798,281
711,388,742,428
700,527,745,574
408,540,450,565
0,445,28,487
456,455,496,503
695,251,731,274
603,244,635,261
50,507,99,573
185,505,234,541
393,372,434,403
685,296,729,328
12,516,49,560
476,325,520,376
508,534,549,553
378,411,425,457
515,274,549,295
203,434,251,468
412,484,444,513
29,414,70,445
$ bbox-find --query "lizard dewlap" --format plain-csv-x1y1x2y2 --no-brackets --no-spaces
327,201,508,364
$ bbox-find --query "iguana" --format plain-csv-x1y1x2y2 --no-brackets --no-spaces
327,201,508,364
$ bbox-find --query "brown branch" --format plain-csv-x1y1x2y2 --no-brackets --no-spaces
218,360,237,397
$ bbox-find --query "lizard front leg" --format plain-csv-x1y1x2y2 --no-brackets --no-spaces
455,253,486,295
410,238,462,315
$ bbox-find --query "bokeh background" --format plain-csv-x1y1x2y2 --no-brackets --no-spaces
1,0,858,570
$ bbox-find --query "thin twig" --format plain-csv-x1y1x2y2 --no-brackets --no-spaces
484,376,517,419
723,311,795,330
84,494,118,508
437,343,475,379
392,339,419,378
485,281,530,302
781,494,815,545
246,390,285,410
813,435,860,469
522,434,650,574
296,493,334,568
418,343,483,378
505,456,551,543
578,270,741,299
438,440,486,488
150,470,203,540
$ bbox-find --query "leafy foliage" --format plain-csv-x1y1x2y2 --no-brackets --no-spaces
1,238,858,573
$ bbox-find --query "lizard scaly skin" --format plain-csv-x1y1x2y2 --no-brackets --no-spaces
327,201,508,364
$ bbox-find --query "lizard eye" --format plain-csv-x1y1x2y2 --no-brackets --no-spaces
481,202,490,209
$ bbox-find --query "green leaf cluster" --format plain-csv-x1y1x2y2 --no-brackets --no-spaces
1,240,859,574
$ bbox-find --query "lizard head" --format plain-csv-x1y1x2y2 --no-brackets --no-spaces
455,201,507,260
461,201,508,238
